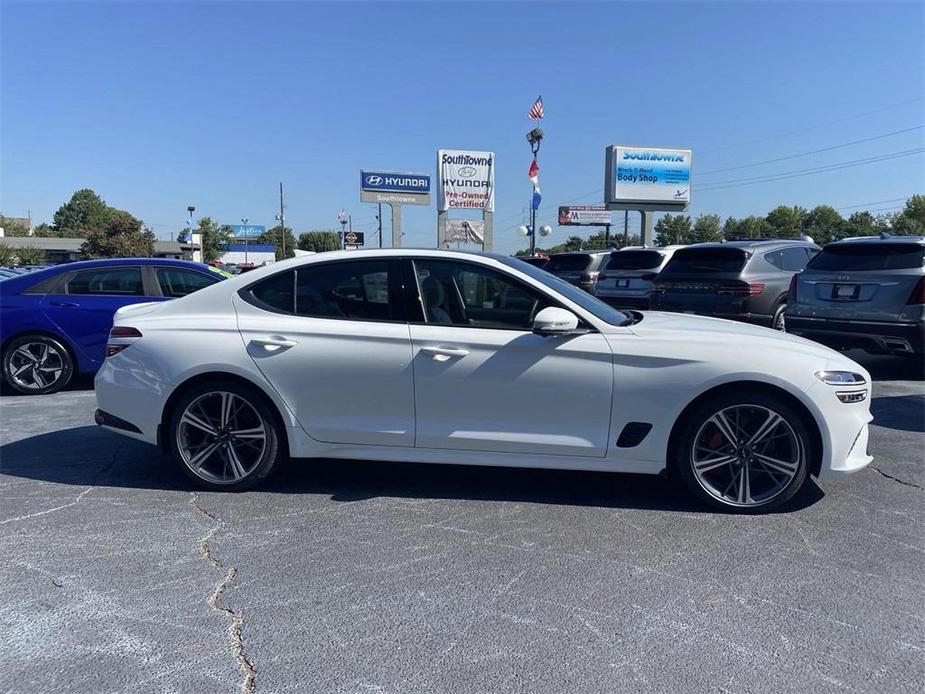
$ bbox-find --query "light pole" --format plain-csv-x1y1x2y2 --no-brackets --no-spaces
186,205,195,261
526,127,544,255
276,182,286,260
337,209,347,249
241,217,249,265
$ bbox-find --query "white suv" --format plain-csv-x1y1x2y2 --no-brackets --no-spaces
595,245,684,310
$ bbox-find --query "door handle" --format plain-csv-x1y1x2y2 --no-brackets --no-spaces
250,337,298,349
50,301,79,308
421,346,469,358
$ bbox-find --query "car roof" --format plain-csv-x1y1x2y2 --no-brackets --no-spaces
0,257,214,291
547,250,613,257
684,239,818,250
826,235,925,246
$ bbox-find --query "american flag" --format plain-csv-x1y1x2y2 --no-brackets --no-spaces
528,95,544,120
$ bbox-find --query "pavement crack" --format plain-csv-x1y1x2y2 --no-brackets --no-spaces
189,493,256,693
0,486,93,525
869,466,924,491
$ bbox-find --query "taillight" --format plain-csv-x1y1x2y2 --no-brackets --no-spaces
598,273,609,281
789,274,798,302
106,326,142,357
717,282,765,297
582,272,599,282
908,278,925,304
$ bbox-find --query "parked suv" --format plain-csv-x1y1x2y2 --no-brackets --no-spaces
786,235,924,356
544,251,612,293
651,239,819,329
595,245,684,309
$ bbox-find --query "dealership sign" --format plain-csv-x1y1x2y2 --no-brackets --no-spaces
228,224,266,239
360,170,430,206
437,149,495,212
558,205,613,226
605,146,692,207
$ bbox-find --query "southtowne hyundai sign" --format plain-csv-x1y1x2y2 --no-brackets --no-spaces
360,170,431,206
437,149,495,211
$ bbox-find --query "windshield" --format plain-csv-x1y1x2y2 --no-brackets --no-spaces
808,243,924,271
501,257,632,326
606,250,665,271
660,247,748,275
545,254,592,272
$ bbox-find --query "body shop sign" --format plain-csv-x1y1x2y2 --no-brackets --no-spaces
606,146,692,206
437,150,495,211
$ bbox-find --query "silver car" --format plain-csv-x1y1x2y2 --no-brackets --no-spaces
543,251,612,293
594,245,684,310
786,235,924,356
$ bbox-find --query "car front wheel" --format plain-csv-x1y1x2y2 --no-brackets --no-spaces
673,391,810,513
168,380,283,491
2,334,74,395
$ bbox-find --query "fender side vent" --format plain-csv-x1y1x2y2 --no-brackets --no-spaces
616,422,652,448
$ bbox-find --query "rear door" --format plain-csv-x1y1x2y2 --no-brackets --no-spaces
41,266,155,366
797,242,924,321
234,259,415,447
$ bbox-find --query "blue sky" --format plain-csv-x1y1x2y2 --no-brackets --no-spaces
2,1,923,254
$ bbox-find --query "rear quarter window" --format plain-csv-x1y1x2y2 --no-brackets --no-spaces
808,243,925,271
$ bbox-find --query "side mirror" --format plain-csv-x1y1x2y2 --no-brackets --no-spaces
532,306,580,335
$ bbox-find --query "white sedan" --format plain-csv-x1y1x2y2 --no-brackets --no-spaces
95,249,873,512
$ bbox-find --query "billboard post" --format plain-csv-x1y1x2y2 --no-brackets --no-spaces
604,145,692,246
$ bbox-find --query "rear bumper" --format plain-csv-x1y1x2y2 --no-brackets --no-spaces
787,316,925,355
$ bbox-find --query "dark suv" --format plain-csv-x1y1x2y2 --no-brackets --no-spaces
650,239,819,330
544,251,612,293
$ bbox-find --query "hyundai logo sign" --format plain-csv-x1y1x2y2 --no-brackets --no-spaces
360,170,431,194
457,166,477,178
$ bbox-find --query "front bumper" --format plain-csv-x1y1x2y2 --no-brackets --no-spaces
787,316,925,355
807,376,873,480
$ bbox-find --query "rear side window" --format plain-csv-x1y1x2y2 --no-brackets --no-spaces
763,247,812,272
296,260,395,321
249,271,295,312
808,243,925,271
545,255,591,272
605,250,664,271
155,268,220,298
660,247,748,275
66,267,144,295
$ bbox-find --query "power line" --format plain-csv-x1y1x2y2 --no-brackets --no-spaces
696,148,925,191
836,197,912,211
698,125,924,176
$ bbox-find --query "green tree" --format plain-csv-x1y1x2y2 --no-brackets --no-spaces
654,214,691,245
765,205,807,238
81,209,155,258
53,189,110,236
0,242,13,265
0,215,32,237
723,215,773,239
32,223,57,237
891,194,925,235
14,245,47,265
804,205,847,244
690,214,723,243
187,217,233,262
844,211,885,238
298,230,342,253
260,225,296,261
582,229,619,250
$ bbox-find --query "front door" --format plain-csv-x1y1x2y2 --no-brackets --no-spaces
234,258,415,447
408,258,614,457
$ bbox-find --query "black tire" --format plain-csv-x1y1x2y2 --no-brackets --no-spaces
2,334,75,395
772,303,787,332
672,390,811,513
167,379,283,491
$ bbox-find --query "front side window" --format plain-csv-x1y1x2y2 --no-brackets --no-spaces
297,260,395,321
66,267,143,296
156,268,220,298
414,259,552,330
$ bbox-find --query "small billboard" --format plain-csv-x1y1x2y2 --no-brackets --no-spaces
558,206,613,226
227,224,266,239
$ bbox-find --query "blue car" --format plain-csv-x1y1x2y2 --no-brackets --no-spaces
1,258,225,394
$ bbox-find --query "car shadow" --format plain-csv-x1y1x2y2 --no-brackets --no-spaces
871,394,925,433
0,425,824,514
850,351,924,382
0,373,95,397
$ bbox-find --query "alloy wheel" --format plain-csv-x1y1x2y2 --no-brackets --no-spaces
691,404,802,508
176,391,268,484
7,341,67,392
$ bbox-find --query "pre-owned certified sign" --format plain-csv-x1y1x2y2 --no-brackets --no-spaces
361,171,430,194
437,149,495,212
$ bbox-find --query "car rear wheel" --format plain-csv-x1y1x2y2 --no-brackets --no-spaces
772,303,787,331
672,391,810,513
2,335,74,395
168,380,282,491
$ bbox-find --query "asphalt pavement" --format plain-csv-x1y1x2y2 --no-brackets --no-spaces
1,352,922,694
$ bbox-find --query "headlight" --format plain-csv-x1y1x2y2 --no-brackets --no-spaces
814,370,867,386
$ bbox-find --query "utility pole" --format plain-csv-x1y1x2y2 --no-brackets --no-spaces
624,210,629,247
377,203,383,248
241,218,249,265
278,182,287,259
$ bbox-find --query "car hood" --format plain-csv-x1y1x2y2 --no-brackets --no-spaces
627,311,861,367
